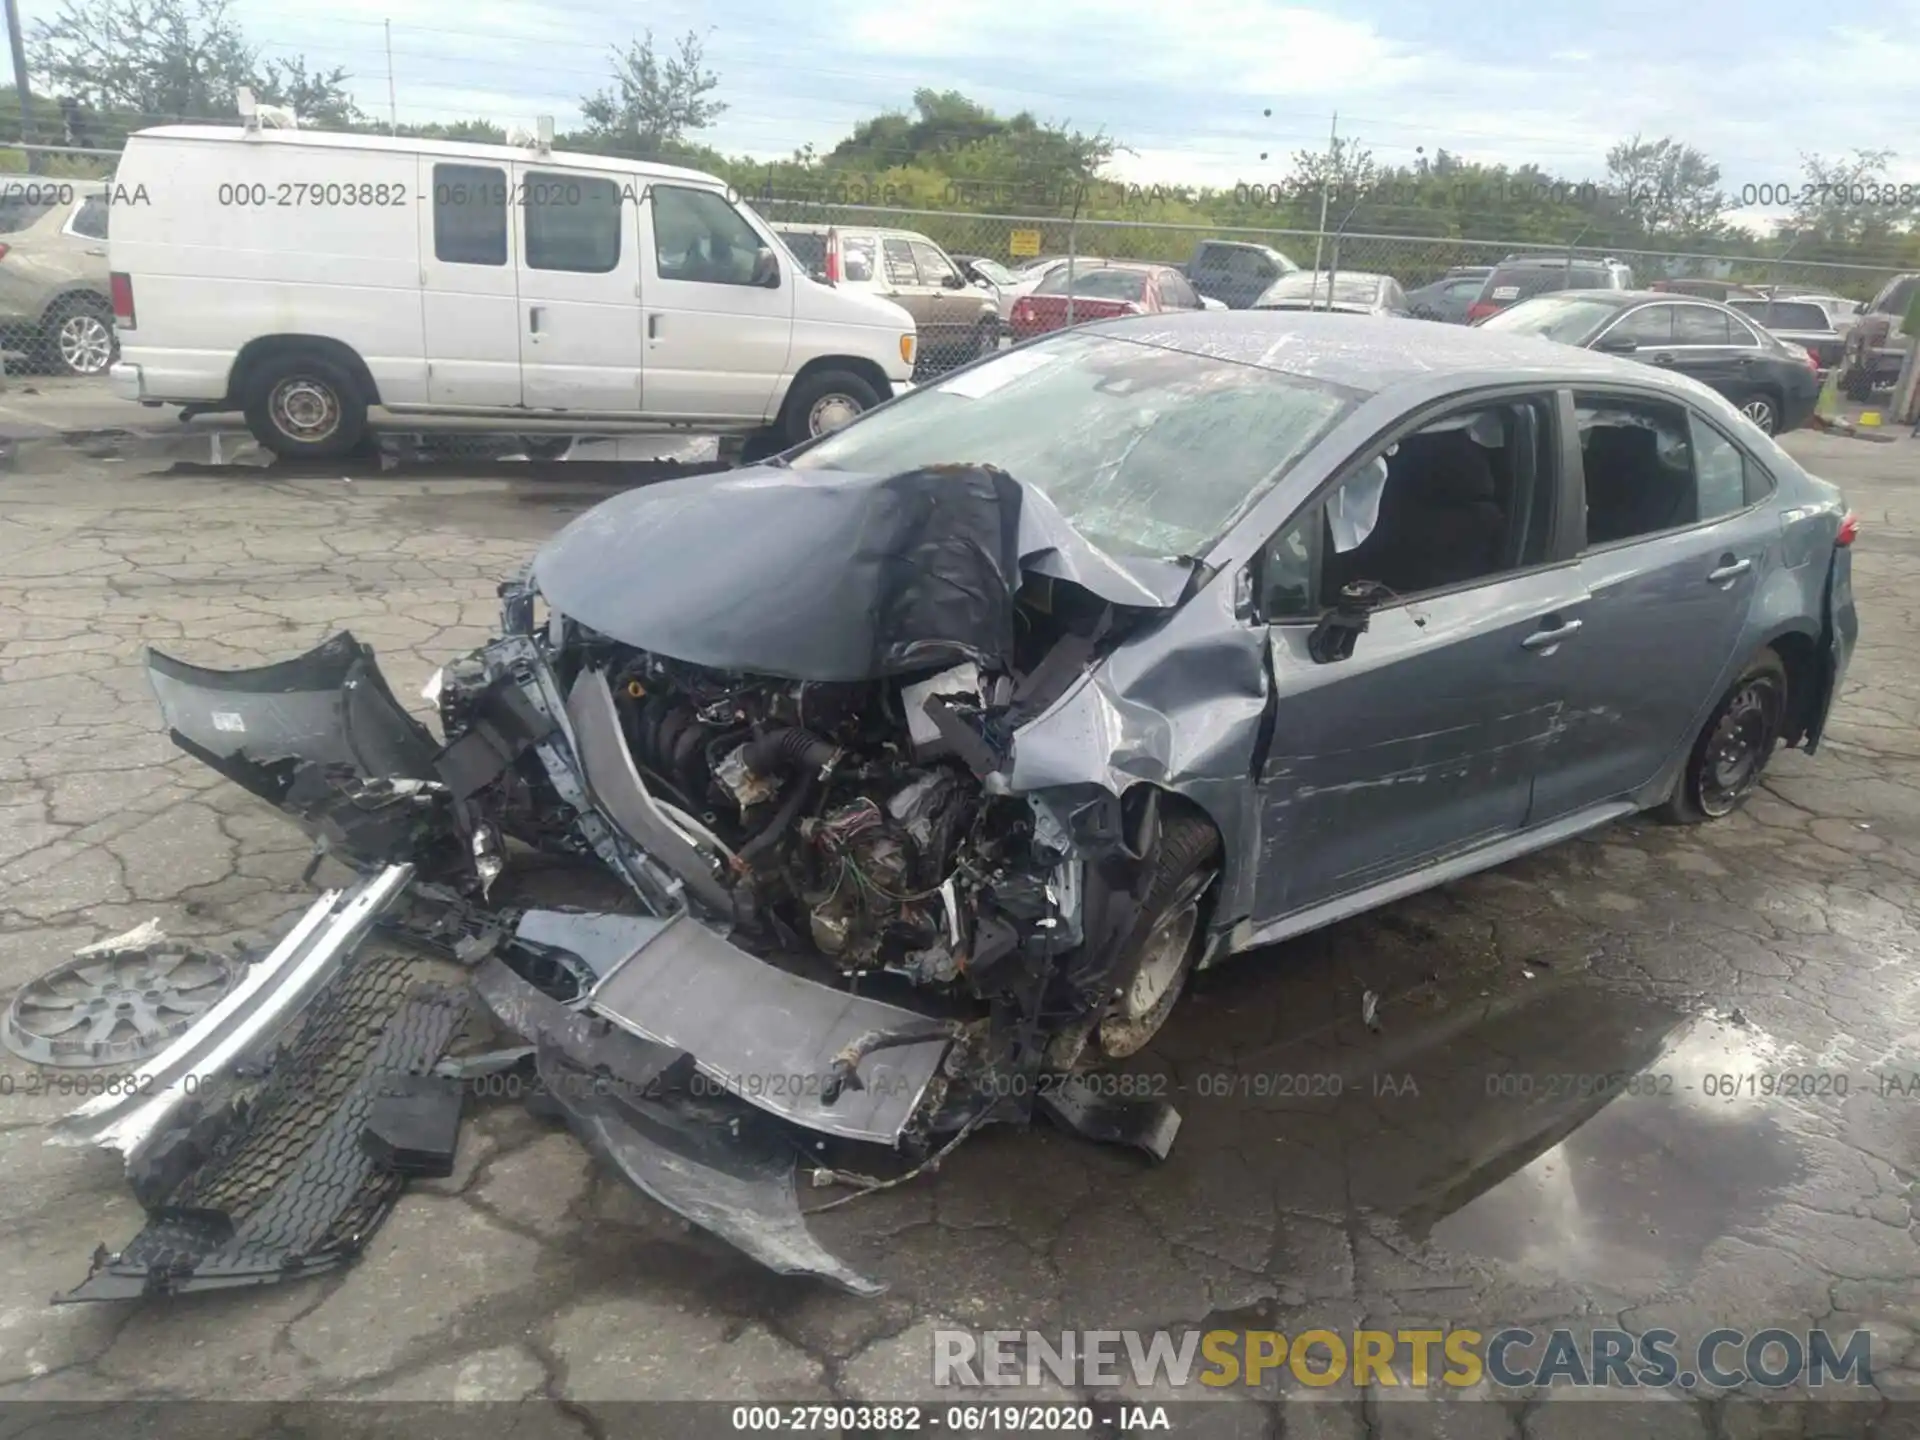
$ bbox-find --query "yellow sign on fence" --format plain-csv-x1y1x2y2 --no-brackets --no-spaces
1008,228,1042,258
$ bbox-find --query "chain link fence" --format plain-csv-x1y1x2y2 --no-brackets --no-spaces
753,196,1903,320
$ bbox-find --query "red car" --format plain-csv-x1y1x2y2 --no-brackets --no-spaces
1006,263,1205,340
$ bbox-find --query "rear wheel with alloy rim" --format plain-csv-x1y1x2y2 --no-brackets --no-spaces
1739,392,1780,434
1659,650,1789,823
48,295,116,376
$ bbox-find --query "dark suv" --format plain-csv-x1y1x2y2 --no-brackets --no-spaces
1466,255,1634,324
1839,273,1917,399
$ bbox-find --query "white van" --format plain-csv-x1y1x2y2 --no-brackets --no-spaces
107,124,919,458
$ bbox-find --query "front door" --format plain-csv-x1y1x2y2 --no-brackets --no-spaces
1528,392,1772,823
1249,392,1587,923
419,159,522,407
513,163,643,413
908,239,972,362
638,183,795,422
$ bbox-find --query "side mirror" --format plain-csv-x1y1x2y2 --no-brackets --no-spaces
1307,581,1387,664
943,273,968,289
1594,333,1637,354
751,247,780,288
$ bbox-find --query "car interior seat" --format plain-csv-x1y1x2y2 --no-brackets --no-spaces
1582,423,1694,544
1334,430,1508,596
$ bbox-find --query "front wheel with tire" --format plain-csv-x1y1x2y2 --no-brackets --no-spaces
1659,650,1789,824
1090,812,1221,1061
47,295,117,376
780,369,882,447
243,352,369,460
1737,390,1781,435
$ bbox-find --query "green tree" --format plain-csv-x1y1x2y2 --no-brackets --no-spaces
1786,148,1917,253
578,29,726,157
28,0,359,127
1604,134,1727,237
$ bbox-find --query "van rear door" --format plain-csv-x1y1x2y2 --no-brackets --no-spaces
512,162,643,413
418,158,522,407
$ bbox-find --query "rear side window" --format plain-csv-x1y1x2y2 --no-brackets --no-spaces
523,172,620,273
433,164,507,266
69,194,108,240
1673,306,1732,344
1575,395,1717,545
882,238,918,285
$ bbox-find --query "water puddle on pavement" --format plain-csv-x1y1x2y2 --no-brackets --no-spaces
1411,1009,1809,1290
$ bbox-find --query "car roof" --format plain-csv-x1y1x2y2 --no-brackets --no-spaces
127,123,726,189
771,222,933,242
1076,310,1691,398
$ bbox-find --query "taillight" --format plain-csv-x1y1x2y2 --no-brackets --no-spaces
823,228,841,286
1466,301,1496,323
110,271,135,329
1011,298,1032,324
1837,512,1859,547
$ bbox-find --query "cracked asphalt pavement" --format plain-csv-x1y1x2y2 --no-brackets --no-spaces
0,420,1916,1436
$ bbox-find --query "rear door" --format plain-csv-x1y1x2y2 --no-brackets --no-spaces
511,163,642,413
419,160,522,407
1528,391,1773,822
1664,302,1748,400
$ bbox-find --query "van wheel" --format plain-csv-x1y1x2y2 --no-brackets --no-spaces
1658,650,1789,824
244,352,368,460
781,369,881,446
47,295,117,376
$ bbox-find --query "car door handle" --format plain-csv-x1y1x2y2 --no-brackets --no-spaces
528,306,544,335
1707,557,1752,583
1522,619,1582,650
1650,352,1675,364
647,313,661,339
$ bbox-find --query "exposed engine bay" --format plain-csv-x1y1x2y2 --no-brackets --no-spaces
60,464,1209,1299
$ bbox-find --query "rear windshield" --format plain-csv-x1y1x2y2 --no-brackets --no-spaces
1873,277,1918,316
0,195,59,234
1258,272,1382,307
1483,264,1608,302
1035,267,1148,301
1727,300,1829,330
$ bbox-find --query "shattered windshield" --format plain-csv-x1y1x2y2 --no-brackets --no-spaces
787,331,1355,559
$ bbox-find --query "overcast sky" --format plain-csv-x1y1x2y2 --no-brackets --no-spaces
15,0,1919,211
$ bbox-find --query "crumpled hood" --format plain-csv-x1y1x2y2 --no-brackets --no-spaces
531,462,1192,682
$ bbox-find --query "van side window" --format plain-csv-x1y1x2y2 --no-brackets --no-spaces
524,172,619,273
651,185,763,286
433,164,507,266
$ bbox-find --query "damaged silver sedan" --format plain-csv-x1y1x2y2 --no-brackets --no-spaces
52,313,1858,1298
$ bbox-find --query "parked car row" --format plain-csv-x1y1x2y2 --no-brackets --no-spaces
0,178,119,376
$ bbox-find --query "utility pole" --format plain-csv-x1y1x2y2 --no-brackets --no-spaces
384,20,398,134
1309,111,1336,309
5,0,36,173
